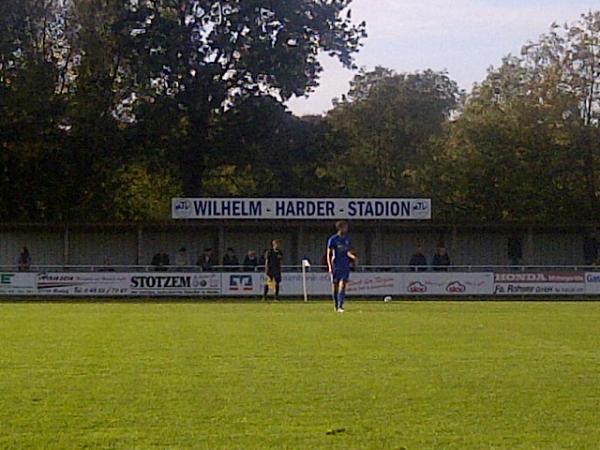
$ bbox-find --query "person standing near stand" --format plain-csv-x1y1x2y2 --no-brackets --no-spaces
263,240,283,301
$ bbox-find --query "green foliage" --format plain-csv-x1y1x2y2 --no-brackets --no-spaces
1,2,600,223
118,0,366,194
202,164,259,196
213,97,342,197
0,0,365,221
421,12,600,221
111,162,182,221
421,94,585,220
326,68,463,197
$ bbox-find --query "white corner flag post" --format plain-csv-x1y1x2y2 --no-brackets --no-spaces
301,259,311,302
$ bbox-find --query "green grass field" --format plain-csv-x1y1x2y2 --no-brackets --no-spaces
1,301,600,449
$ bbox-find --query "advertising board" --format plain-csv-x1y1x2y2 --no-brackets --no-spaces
584,272,600,294
0,273,37,295
172,198,432,220
129,273,221,296
1,271,597,298
33,272,221,297
221,272,405,297
404,272,494,296
494,272,586,296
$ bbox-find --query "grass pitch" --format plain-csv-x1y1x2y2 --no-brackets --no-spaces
1,301,600,449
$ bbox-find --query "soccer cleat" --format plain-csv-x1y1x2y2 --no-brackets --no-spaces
337,308,345,313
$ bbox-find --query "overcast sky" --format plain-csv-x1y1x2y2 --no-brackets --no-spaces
287,0,598,116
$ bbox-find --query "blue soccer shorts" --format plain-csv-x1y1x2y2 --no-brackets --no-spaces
331,268,350,283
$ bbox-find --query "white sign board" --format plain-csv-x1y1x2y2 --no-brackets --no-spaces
0,273,37,295
172,198,431,220
2,271,598,298
36,272,130,296
494,272,586,296
34,272,221,297
221,272,405,297
129,273,221,296
403,272,494,296
282,272,404,296
584,273,600,294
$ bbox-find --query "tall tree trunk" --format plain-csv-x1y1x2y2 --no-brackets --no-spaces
583,129,599,219
181,117,208,196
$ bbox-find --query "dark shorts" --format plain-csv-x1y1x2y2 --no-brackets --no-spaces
267,273,282,283
331,268,350,283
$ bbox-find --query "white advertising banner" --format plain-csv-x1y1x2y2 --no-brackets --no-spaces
221,273,311,297
0,273,37,295
403,272,494,296
128,273,221,296
221,273,329,297
584,272,600,294
221,273,262,297
285,272,404,296
494,272,586,296
282,272,331,296
33,272,221,296
37,272,129,297
172,198,432,220
36,272,131,296
2,271,599,298
348,273,403,296
221,272,405,297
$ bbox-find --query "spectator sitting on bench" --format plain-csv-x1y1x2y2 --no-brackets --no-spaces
223,247,240,270
197,248,216,272
175,247,189,267
409,246,428,272
152,251,170,271
432,246,451,272
243,250,259,272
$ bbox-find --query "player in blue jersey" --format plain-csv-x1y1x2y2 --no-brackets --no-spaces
327,221,357,313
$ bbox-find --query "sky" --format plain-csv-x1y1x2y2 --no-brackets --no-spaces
287,0,598,116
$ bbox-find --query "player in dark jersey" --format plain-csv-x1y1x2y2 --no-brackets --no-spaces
263,239,283,300
327,221,357,313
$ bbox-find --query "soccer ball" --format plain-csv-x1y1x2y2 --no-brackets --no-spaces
384,296,392,303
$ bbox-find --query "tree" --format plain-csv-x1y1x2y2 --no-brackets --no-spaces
111,162,181,221
120,0,367,195
421,88,583,221
202,96,340,196
333,65,395,104
1,1,364,221
520,12,600,216
326,68,462,197
421,13,600,221
0,0,71,220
